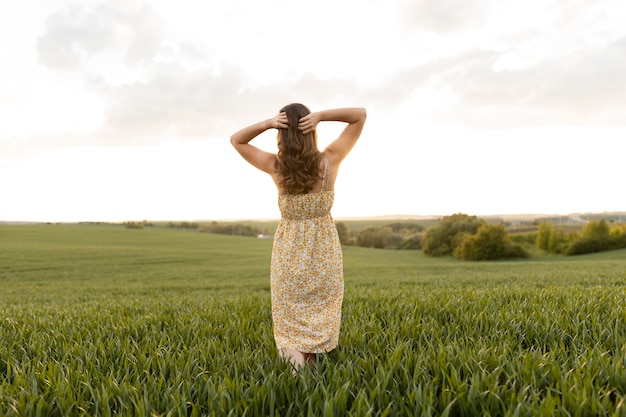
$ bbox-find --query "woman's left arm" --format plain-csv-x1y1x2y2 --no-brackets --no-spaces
230,113,287,174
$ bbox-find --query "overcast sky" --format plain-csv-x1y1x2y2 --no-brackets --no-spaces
1,0,625,222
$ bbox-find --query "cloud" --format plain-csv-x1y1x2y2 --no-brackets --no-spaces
37,0,163,70
371,38,626,129
399,0,490,33
85,69,364,143
25,0,369,149
435,37,626,127
381,0,626,128
14,0,625,158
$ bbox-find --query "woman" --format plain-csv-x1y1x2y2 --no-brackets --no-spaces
230,104,366,370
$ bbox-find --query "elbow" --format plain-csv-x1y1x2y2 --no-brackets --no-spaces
357,107,367,123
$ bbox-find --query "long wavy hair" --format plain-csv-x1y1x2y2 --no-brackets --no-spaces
274,103,323,194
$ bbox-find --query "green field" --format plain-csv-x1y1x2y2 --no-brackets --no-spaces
1,224,626,416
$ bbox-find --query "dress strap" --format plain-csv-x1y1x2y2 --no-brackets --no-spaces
320,154,330,192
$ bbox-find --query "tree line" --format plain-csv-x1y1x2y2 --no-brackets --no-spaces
150,215,626,261
535,218,626,255
336,222,425,250
341,213,626,261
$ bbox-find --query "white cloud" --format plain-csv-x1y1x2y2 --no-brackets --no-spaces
3,0,625,153
37,0,164,70
384,0,626,128
2,0,625,221
9,0,377,152
400,0,490,33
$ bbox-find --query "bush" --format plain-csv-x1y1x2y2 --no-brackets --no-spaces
423,213,484,256
400,233,423,250
385,222,425,233
610,224,626,236
535,222,569,254
565,237,611,255
536,222,553,250
453,224,528,261
564,218,626,255
168,221,199,229
384,233,405,249
565,233,626,255
582,219,610,239
124,220,153,229
510,232,537,245
356,227,392,249
197,222,261,237
335,222,350,245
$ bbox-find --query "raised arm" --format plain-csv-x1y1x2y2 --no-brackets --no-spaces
298,107,366,164
230,113,288,174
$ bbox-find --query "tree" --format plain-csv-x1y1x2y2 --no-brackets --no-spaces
384,233,405,249
547,227,567,253
356,227,392,249
385,222,425,233
401,233,423,250
610,223,626,237
422,213,484,256
565,218,626,255
454,224,527,260
582,219,610,239
536,222,553,251
334,222,350,245
536,222,567,253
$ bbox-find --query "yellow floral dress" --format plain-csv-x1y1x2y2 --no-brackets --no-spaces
270,156,343,353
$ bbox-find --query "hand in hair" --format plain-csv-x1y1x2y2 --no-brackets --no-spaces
298,112,321,135
270,112,289,129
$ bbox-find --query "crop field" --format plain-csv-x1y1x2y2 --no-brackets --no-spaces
1,224,626,416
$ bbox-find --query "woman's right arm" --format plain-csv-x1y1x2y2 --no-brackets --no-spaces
299,107,367,163
230,113,288,174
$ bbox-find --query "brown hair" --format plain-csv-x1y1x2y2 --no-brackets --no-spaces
274,103,322,194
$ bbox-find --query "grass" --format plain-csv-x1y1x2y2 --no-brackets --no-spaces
1,224,626,416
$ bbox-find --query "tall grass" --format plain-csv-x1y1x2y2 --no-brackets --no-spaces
1,225,625,416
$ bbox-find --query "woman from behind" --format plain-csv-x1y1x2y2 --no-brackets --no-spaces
231,103,366,371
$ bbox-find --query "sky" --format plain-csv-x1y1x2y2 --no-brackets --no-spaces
1,0,625,222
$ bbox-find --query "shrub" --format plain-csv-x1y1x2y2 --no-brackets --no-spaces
564,218,626,255
510,232,537,245
352,227,422,250
423,213,484,256
384,233,405,249
400,233,423,250
198,222,261,237
335,222,350,245
566,233,626,255
356,227,392,249
565,237,611,255
453,224,528,261
547,228,568,254
610,224,626,236
385,222,425,233
582,219,610,239
536,222,553,250
168,221,199,229
535,222,569,254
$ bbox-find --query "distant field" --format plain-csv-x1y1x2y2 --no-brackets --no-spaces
175,218,438,235
1,224,625,416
